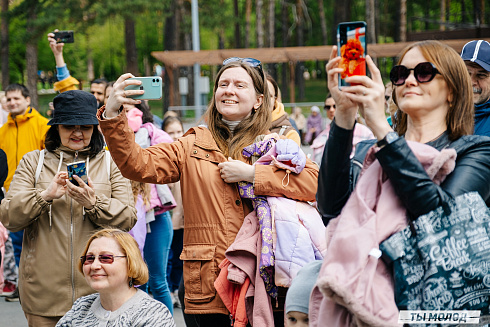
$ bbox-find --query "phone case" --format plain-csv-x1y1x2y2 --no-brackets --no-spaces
337,21,367,89
67,161,87,187
54,31,74,43
125,77,163,100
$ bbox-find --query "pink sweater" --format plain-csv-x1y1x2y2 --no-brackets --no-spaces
311,141,457,327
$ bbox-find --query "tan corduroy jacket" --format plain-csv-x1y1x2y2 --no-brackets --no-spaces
0,146,137,317
98,108,319,315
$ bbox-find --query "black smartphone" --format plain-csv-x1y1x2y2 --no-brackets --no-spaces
53,30,74,44
337,21,367,89
67,161,87,187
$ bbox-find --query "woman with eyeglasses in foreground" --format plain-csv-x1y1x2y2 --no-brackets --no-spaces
56,228,175,326
315,40,490,324
0,90,137,327
97,59,319,326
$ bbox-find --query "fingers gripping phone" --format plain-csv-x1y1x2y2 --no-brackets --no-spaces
53,30,74,43
124,77,163,100
67,161,87,187
337,21,367,89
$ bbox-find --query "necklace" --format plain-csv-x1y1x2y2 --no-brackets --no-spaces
427,130,447,143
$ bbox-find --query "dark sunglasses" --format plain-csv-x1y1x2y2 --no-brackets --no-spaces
80,254,127,265
324,105,336,110
390,62,440,86
223,57,264,77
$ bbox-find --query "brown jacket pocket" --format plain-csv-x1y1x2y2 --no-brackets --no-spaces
180,244,217,303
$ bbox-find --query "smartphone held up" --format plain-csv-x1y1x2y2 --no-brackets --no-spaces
337,21,367,89
124,77,163,100
53,30,74,43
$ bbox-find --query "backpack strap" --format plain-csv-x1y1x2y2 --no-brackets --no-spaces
279,125,289,136
35,150,45,186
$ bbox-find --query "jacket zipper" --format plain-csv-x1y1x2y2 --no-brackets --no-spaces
15,120,18,167
70,150,79,303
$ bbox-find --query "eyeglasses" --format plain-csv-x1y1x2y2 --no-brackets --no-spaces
324,105,336,110
390,62,440,86
80,254,127,265
223,57,264,78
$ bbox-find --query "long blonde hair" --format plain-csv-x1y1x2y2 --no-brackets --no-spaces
206,62,272,160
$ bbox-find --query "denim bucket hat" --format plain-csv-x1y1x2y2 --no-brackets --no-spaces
48,90,99,126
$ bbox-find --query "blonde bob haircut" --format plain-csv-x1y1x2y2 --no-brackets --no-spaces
78,228,149,286
206,61,272,160
392,40,474,141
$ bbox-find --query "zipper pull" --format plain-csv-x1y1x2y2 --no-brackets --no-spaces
74,150,79,161
229,314,234,327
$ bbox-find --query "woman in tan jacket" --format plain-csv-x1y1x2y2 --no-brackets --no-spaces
0,90,137,327
99,58,319,326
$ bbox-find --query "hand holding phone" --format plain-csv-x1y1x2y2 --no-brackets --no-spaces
124,77,163,100
337,21,367,89
67,161,87,187
53,30,74,44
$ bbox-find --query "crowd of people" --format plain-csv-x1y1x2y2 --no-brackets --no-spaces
0,28,490,327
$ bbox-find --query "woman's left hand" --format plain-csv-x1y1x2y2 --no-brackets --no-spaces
218,158,255,183
342,55,393,140
66,176,96,209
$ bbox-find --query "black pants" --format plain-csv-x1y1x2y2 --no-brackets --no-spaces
178,278,231,327
178,278,284,327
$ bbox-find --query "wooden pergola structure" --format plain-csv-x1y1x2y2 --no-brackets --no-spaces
151,38,476,106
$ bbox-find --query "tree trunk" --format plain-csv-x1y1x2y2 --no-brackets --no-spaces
234,0,241,48
87,34,94,81
267,0,276,78
164,0,177,112
281,0,289,101
125,18,138,76
296,0,305,101
318,0,327,45
256,0,264,48
440,0,446,31
334,0,351,38
399,0,406,42
26,0,38,109
366,0,376,43
245,0,252,48
267,0,275,47
1,0,8,89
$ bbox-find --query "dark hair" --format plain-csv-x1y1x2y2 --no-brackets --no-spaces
392,40,474,140
5,84,29,98
162,116,183,132
135,101,153,124
265,73,279,99
44,125,105,157
91,78,108,86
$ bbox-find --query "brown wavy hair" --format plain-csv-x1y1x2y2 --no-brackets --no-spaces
206,62,272,160
392,40,474,141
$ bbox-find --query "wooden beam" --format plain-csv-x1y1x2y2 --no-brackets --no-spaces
151,39,477,68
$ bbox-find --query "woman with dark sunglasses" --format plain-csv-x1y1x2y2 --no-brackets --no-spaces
56,228,175,326
315,40,490,324
97,59,319,326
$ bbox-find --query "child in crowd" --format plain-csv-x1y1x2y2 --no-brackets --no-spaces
304,106,323,145
285,261,322,327
162,115,185,308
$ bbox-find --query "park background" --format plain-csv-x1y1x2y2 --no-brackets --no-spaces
0,0,488,119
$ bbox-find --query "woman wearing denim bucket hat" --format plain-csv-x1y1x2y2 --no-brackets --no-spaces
0,90,137,327
98,59,318,326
